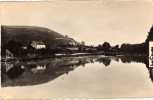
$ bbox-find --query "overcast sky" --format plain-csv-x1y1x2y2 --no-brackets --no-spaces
1,0,153,46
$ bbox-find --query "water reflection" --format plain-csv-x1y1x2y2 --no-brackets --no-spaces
1,56,96,87
96,57,111,67
119,56,153,82
1,55,152,87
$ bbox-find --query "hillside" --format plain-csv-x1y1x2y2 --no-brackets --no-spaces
1,25,78,55
2,25,65,47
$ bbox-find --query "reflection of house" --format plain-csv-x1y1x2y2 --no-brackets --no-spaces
22,46,27,50
31,65,46,73
31,41,46,49
1,56,92,87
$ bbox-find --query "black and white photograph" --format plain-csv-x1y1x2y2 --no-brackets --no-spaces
0,0,153,99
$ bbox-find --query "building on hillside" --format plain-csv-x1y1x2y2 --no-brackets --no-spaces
31,41,46,49
55,37,78,46
67,38,78,46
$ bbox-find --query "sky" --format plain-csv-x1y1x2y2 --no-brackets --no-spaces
1,0,153,46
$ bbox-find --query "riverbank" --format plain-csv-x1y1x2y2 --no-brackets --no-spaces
2,51,148,63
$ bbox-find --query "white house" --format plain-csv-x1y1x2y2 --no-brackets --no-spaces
31,41,46,49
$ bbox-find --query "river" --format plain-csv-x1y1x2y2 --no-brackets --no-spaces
1,55,153,99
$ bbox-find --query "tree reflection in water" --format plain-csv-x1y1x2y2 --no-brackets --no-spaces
1,55,152,87
96,57,111,67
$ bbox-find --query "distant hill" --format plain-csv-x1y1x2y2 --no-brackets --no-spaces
1,25,78,54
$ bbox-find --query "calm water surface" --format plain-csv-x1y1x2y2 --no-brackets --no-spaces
1,56,153,99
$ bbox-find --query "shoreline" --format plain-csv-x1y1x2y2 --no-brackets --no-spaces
1,52,148,62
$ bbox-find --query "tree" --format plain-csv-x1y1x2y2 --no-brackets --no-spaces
64,35,68,38
120,43,127,52
102,42,111,52
146,25,153,42
114,45,119,49
81,41,85,46
97,44,102,51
